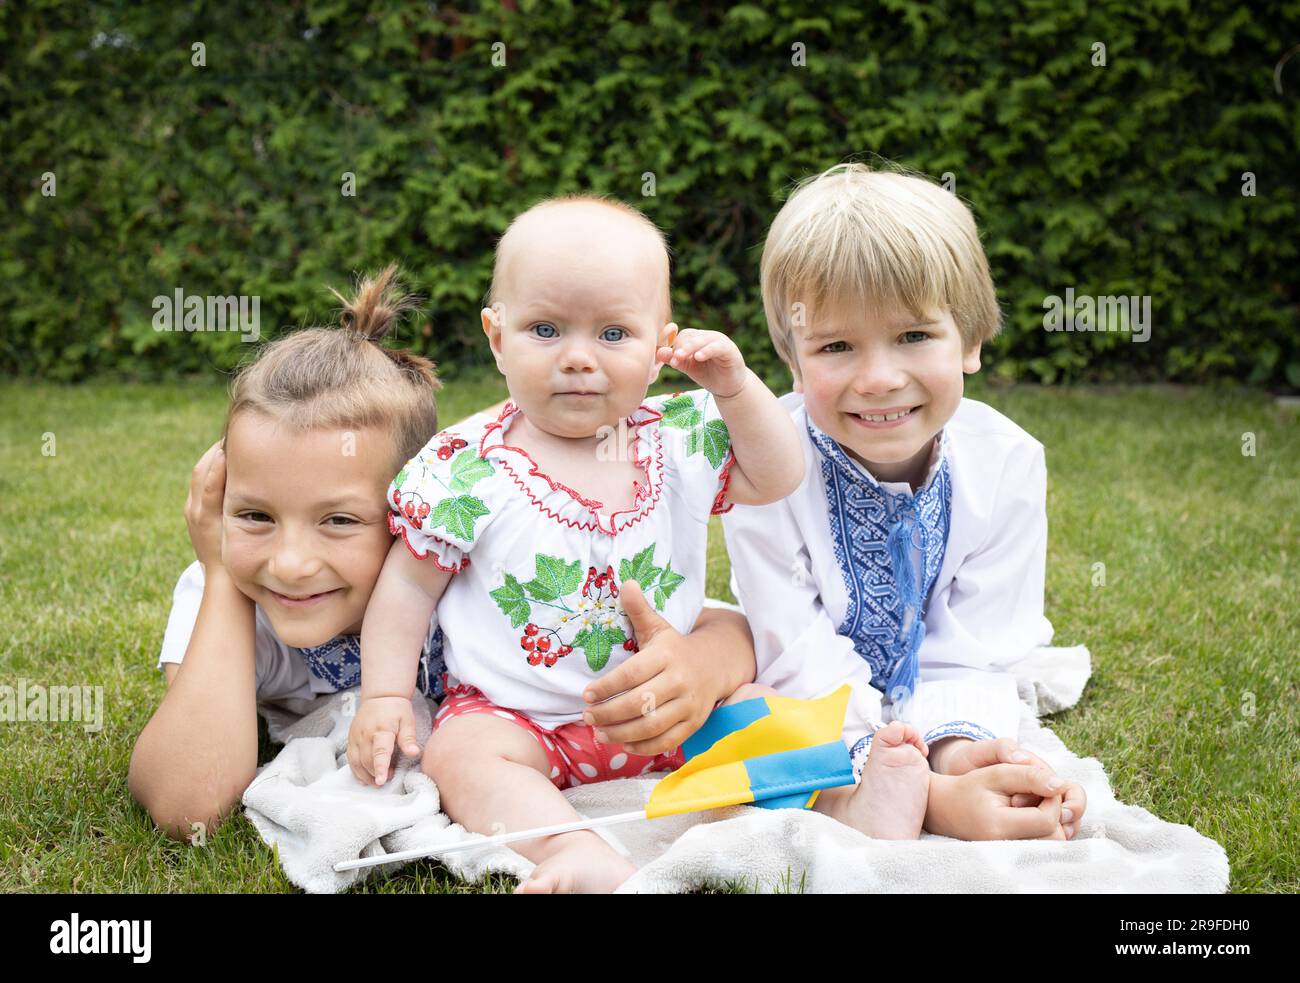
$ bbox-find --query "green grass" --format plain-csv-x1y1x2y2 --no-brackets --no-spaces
1,372,1296,893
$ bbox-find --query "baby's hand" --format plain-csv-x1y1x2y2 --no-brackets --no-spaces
657,324,748,400
346,695,421,787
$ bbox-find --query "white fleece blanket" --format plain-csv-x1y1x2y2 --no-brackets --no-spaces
242,643,1229,894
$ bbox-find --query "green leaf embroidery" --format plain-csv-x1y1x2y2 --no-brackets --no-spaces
430,494,489,542
448,449,494,493
490,574,530,628
665,393,730,469
618,544,661,590
698,418,731,468
393,467,408,489
524,554,582,602
654,562,685,610
572,623,627,671
660,393,702,430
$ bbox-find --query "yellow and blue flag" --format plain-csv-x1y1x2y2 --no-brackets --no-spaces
644,685,854,818
335,685,857,873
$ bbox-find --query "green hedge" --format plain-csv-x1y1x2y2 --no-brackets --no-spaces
3,0,1297,387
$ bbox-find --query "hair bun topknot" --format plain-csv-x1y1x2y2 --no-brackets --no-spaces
330,263,422,343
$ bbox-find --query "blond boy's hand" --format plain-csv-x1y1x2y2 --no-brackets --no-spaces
346,695,421,787
924,765,1068,840
657,324,748,400
938,737,1085,839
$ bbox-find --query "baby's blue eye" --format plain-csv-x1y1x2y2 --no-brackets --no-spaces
533,323,558,338
821,341,848,353
601,327,626,342
902,331,930,343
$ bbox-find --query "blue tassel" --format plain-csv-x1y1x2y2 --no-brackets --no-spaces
884,494,925,703
886,508,916,602
886,618,924,703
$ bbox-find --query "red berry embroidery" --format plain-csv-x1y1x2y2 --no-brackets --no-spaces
521,636,535,651
623,639,636,651
417,502,430,518
436,446,454,461
543,653,558,667
527,651,543,666
391,490,401,506
537,637,551,653
451,438,468,450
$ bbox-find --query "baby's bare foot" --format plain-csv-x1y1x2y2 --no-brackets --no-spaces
515,832,637,894
844,722,930,840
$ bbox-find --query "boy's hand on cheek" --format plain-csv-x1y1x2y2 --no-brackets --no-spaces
657,325,748,400
185,440,227,569
579,580,719,756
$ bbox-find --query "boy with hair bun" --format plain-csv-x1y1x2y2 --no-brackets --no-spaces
131,266,452,838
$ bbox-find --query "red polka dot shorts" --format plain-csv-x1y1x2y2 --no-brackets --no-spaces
433,683,685,789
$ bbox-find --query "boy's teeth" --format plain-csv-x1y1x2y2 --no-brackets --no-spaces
859,408,912,422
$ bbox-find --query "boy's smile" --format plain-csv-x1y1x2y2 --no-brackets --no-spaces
221,413,396,647
792,303,980,488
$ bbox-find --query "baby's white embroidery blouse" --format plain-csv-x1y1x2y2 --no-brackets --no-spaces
388,390,736,729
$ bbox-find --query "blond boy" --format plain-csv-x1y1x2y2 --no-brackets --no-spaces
723,163,1087,840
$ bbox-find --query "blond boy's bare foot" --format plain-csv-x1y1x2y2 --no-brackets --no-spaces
515,832,637,894
843,721,930,839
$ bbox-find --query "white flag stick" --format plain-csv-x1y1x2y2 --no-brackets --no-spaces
333,809,654,872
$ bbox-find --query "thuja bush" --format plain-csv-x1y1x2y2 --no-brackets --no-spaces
3,0,1296,387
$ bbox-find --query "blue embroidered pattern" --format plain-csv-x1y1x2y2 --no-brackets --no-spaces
298,627,446,699
809,420,952,701
848,721,996,779
923,720,997,744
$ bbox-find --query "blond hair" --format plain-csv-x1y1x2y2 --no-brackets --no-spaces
760,162,1000,376
487,193,673,321
224,264,442,473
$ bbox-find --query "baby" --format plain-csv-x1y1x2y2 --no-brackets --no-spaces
346,196,804,892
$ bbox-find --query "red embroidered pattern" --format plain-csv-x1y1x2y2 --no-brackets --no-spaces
711,445,737,515
387,513,471,574
477,400,666,536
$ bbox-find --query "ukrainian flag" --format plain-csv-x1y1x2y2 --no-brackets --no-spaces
644,685,854,818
